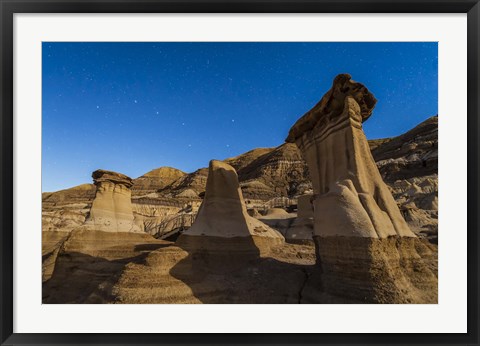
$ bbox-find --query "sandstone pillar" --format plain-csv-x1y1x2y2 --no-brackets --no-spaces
286,74,437,303
176,160,284,267
85,169,140,233
285,194,314,244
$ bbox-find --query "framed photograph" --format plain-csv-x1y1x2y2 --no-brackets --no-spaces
1,0,479,345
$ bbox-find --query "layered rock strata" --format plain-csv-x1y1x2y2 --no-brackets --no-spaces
132,167,186,196
131,201,182,235
372,116,438,183
113,241,315,304
42,184,96,235
391,175,438,242
176,160,284,271
371,116,438,242
286,74,437,303
236,143,311,199
160,168,207,200
84,169,140,233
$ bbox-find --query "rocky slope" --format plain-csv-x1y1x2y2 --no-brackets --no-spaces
132,167,186,196
154,143,310,200
158,168,208,200
170,115,439,242
42,184,95,233
371,116,438,183
224,147,275,171
370,116,438,242
236,143,311,200
42,183,96,207
42,115,439,303
42,116,438,241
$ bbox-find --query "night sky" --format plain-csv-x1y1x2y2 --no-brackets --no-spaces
42,42,438,192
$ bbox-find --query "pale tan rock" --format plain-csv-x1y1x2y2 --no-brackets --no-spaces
177,160,284,257
286,74,414,239
285,194,314,243
84,169,140,233
286,74,437,303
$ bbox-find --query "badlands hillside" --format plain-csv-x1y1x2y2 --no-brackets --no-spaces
42,74,438,304
42,115,438,242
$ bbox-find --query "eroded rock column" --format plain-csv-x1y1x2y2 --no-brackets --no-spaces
287,74,437,303
176,160,284,264
285,194,314,244
85,169,140,232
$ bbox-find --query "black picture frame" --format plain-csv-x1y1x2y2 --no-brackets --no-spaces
1,1,479,345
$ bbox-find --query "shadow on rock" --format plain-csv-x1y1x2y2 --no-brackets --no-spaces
43,229,171,303
43,251,143,303
169,235,315,304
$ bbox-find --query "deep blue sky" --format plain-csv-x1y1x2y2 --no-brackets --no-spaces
42,42,438,192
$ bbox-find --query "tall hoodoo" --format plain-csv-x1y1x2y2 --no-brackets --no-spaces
287,73,414,239
85,169,139,232
287,74,437,303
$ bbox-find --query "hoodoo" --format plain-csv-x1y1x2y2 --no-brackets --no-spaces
43,169,163,303
285,193,314,244
176,160,284,259
84,169,139,233
287,74,437,303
